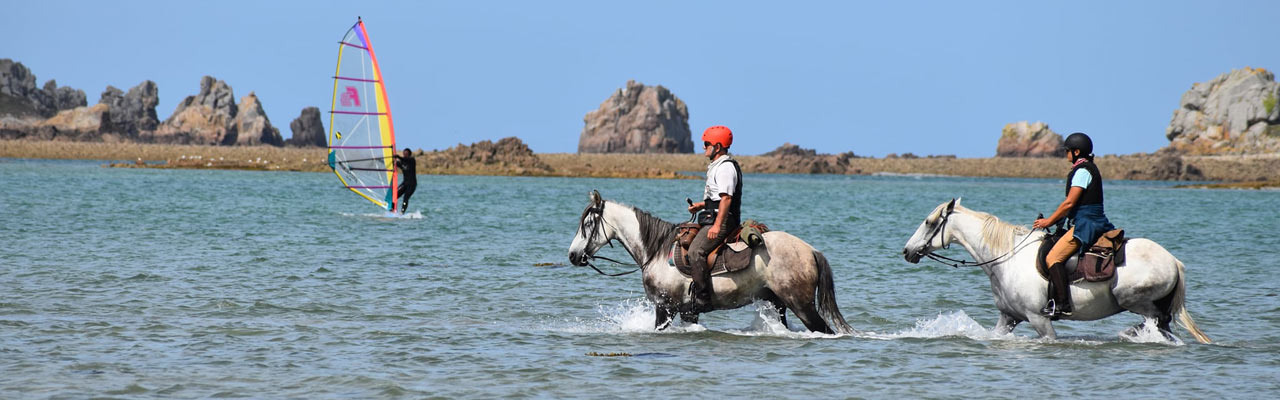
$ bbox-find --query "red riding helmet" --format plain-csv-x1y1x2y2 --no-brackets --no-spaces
702,126,733,149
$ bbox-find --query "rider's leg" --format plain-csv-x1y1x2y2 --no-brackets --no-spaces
400,183,415,212
688,224,728,313
1043,227,1078,317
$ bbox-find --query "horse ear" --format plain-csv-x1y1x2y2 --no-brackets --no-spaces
589,190,601,204
947,198,957,212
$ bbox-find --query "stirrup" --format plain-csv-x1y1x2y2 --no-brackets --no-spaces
1040,299,1060,317
1040,299,1073,318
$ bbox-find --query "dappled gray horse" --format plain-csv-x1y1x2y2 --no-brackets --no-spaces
567,191,853,334
902,199,1211,343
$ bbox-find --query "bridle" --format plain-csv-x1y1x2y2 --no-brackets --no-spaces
916,203,1038,268
577,201,641,277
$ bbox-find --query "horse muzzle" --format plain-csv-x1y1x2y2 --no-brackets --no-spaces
569,251,589,266
903,247,924,264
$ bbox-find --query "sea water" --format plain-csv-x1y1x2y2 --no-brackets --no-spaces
1,158,1277,398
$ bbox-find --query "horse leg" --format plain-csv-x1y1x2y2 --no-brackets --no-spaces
655,307,673,331
994,312,1021,335
680,312,699,325
1027,315,1057,340
1153,288,1178,341
760,290,789,328
1121,301,1177,342
791,302,834,334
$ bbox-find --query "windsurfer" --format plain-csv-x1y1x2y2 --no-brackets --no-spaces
393,148,417,213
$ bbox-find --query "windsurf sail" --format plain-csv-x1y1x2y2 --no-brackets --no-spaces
328,17,398,210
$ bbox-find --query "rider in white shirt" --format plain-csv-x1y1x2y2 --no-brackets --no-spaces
684,126,742,314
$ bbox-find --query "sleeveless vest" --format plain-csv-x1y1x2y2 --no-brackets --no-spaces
1064,160,1103,212
704,159,743,228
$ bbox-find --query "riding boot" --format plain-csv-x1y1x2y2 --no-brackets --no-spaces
1054,263,1073,316
690,267,714,313
1040,262,1073,318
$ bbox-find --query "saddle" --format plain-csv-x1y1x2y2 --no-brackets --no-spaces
1036,228,1129,283
670,219,770,277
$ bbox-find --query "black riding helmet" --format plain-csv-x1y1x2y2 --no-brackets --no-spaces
1063,132,1093,160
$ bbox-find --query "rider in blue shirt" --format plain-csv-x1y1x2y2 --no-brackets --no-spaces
1032,132,1115,318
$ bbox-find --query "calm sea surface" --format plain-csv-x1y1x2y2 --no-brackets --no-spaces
1,158,1278,399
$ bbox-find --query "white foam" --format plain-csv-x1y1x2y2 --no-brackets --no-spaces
339,210,425,219
1118,317,1184,346
544,298,837,337
862,310,1021,341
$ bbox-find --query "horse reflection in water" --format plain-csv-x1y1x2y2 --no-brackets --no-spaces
903,198,1212,344
567,191,854,334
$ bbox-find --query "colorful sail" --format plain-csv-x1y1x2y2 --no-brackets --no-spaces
328,17,397,210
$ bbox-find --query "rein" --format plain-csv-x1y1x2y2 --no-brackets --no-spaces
921,205,1040,268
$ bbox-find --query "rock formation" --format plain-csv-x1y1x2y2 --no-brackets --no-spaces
44,80,87,114
579,80,693,153
286,107,326,147
422,137,552,174
1,59,86,118
230,92,283,146
996,121,1063,157
1166,67,1280,154
743,143,859,174
152,76,239,144
1,61,293,147
98,81,159,136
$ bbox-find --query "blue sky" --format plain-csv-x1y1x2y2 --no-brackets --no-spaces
6,1,1278,157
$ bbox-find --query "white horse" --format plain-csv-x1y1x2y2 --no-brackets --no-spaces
567,191,854,334
902,198,1211,343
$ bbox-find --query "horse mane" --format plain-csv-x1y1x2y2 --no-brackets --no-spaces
612,201,677,266
960,205,1034,255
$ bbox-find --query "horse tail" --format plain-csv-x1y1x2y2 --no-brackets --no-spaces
813,250,854,334
1172,259,1212,344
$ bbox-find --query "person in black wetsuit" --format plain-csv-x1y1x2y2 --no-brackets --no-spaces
392,148,417,213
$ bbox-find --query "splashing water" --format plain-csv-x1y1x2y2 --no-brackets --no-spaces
544,298,842,338
1118,317,1184,346
338,210,425,219
866,310,1020,341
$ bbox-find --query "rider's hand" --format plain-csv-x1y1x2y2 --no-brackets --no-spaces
1032,218,1051,229
688,202,703,214
707,225,720,239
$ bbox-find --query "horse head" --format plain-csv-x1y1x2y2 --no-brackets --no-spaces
902,198,960,263
568,190,613,266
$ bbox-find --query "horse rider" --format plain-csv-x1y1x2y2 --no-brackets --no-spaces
392,148,417,213
684,126,743,314
1032,132,1115,318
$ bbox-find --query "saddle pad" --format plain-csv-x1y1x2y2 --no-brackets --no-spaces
1036,231,1126,283
1079,248,1117,282
712,242,753,273
670,242,754,278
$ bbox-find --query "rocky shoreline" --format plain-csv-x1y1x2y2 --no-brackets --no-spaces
4,139,1276,187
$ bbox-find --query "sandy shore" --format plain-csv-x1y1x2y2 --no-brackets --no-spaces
3,140,1277,186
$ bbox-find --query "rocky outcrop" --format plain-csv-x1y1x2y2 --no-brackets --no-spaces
44,80,87,113
1,59,86,118
422,137,552,174
1166,67,1280,154
151,76,239,144
996,121,1062,157
230,92,283,146
286,107,326,147
579,80,692,153
98,81,159,136
1,61,291,147
742,143,860,174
